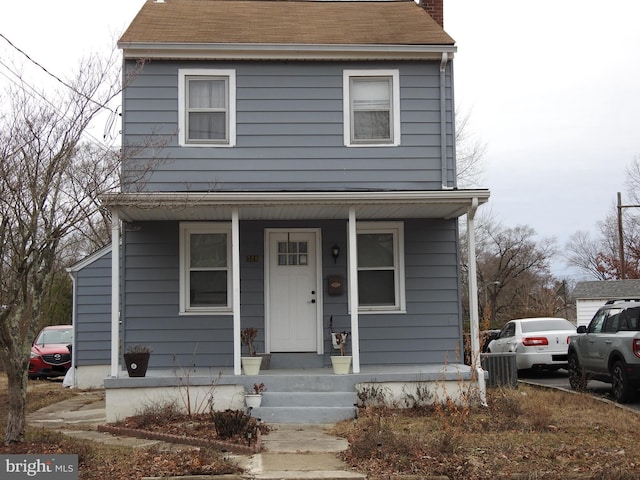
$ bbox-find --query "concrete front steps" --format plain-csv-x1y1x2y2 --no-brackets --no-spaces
247,355,358,423
251,390,357,424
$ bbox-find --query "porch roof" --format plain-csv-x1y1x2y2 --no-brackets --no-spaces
101,190,490,222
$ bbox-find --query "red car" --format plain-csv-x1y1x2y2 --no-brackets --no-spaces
29,325,73,379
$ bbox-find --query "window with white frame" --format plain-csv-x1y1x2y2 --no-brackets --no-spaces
343,70,400,146
357,222,405,312
178,69,236,147
180,223,232,314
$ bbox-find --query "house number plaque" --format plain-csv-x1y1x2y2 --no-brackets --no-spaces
246,255,260,263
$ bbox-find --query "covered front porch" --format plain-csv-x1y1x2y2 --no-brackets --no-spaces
98,190,490,423
103,363,479,423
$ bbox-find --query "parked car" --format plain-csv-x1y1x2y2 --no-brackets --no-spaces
29,325,73,379
568,300,640,403
486,318,576,371
463,329,503,365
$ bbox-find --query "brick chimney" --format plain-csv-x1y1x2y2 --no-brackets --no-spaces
420,0,443,27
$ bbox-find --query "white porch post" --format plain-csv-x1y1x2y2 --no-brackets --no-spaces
110,209,120,378
466,198,487,405
348,207,360,373
232,208,242,375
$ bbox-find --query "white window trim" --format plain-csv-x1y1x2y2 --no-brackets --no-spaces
355,221,406,313
179,222,233,315
343,69,400,147
178,69,236,147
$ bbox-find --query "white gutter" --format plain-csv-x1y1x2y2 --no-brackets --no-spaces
119,42,456,61
102,190,489,207
439,52,449,189
110,210,121,378
466,197,487,406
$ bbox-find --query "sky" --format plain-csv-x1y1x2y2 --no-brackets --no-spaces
1,0,639,280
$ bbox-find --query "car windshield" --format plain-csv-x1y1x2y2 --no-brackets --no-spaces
521,319,575,333
35,328,72,345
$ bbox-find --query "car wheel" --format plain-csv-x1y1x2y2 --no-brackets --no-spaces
611,360,634,404
568,353,587,391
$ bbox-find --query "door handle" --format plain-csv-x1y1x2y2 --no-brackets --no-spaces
310,299,316,303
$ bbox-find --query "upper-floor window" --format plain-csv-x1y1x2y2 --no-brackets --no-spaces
178,69,236,147
179,222,232,314
343,70,400,147
356,222,405,312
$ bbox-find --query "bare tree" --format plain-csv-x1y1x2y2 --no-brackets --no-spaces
565,207,640,280
0,52,121,443
461,215,558,328
455,107,487,188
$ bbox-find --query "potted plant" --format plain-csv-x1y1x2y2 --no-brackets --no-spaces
123,345,152,377
329,317,352,374
241,328,263,375
245,382,265,409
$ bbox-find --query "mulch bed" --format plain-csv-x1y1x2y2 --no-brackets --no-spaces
98,423,261,454
102,412,263,454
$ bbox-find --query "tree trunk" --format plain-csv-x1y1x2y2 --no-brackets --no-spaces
4,356,27,444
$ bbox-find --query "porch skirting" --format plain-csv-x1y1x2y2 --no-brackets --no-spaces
103,364,481,423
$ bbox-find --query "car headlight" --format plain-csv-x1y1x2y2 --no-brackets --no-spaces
30,352,40,359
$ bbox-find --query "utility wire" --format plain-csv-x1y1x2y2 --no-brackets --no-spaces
0,31,117,114
0,60,119,153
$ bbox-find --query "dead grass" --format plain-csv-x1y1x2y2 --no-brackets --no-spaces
4,376,640,479
335,385,640,479
0,376,242,480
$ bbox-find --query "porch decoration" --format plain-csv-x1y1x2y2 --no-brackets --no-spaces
123,345,152,377
245,382,265,408
329,316,352,374
241,328,263,375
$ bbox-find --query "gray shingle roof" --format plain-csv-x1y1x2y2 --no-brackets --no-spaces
572,280,640,300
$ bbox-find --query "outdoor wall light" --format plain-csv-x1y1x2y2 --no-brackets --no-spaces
331,244,340,263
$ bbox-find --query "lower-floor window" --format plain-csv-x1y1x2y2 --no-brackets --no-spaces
357,222,405,312
180,222,232,314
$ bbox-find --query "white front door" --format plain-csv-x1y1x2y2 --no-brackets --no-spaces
266,230,319,352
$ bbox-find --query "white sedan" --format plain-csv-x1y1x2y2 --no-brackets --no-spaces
487,317,577,371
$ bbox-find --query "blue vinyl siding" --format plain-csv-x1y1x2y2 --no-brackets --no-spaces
122,60,454,193
74,251,112,366
121,218,461,369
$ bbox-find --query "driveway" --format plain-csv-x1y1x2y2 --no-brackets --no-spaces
518,369,640,412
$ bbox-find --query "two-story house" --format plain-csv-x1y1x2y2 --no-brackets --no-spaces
71,0,490,423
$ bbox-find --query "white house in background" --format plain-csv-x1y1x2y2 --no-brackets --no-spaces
573,280,640,327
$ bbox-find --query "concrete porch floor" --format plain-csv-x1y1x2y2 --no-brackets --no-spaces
103,364,477,423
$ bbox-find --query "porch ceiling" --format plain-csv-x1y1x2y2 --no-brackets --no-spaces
101,190,490,222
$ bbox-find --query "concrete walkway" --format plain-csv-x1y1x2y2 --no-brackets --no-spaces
27,391,365,480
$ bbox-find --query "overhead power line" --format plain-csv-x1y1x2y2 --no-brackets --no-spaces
0,31,117,114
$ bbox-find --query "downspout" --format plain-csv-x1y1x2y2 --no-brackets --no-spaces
110,209,120,378
466,197,487,406
440,52,450,189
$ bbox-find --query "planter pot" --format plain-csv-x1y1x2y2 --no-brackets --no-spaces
241,356,263,375
331,355,352,375
245,394,263,408
123,352,150,377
